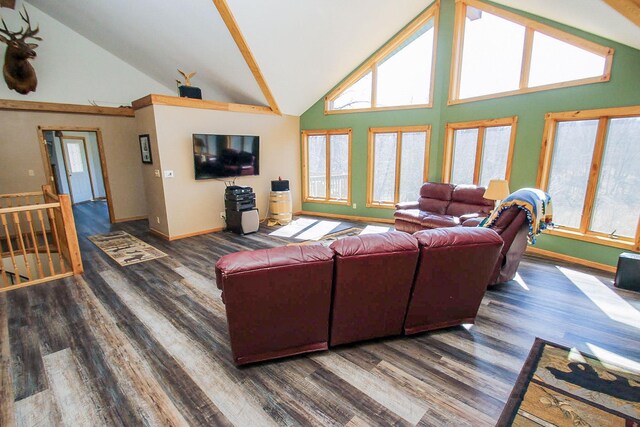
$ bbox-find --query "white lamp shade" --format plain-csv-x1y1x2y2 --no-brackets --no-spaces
483,179,510,201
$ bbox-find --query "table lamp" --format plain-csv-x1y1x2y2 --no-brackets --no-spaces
483,179,510,209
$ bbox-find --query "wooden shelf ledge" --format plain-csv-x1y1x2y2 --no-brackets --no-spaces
131,94,276,115
0,99,134,117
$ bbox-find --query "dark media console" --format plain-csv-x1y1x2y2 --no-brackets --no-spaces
224,185,259,235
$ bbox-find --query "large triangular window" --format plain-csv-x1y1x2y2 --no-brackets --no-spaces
450,0,613,104
326,4,439,114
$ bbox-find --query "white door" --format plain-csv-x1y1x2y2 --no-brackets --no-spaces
63,139,93,203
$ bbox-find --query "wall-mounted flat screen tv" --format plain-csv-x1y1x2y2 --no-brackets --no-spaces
193,133,259,180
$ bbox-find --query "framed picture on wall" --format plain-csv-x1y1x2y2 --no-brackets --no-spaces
139,134,152,164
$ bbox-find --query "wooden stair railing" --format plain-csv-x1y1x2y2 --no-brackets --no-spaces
0,185,83,292
0,268,30,285
0,191,45,208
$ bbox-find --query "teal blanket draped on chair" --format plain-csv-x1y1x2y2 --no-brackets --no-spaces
481,188,553,244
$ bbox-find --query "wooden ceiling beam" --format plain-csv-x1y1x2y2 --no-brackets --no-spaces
603,0,640,27
211,0,281,115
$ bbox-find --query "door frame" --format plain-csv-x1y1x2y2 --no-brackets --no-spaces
61,135,97,203
37,126,115,224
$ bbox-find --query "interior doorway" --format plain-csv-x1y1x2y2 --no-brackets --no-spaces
38,127,115,223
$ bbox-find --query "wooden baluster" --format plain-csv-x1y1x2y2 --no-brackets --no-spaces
48,208,68,273
12,212,33,281
25,210,44,279
0,266,8,287
0,220,8,286
22,200,33,252
1,213,21,285
36,209,56,276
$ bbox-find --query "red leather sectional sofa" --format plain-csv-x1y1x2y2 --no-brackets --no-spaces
394,182,494,233
215,227,503,366
396,182,530,285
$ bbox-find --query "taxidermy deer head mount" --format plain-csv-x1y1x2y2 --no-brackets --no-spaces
177,69,196,87
0,6,41,94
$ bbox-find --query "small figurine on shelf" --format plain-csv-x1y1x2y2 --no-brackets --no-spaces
176,69,202,99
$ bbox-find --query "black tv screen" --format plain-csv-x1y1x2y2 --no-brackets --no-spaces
193,134,259,180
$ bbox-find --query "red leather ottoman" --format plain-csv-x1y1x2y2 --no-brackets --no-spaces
329,232,419,346
404,227,503,335
215,245,334,365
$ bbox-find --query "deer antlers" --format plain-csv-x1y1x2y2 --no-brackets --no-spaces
1,5,42,94
0,6,42,44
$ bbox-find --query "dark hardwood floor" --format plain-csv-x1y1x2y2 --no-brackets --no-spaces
1,201,639,426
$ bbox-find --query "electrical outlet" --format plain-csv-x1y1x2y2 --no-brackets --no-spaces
28,169,35,176
155,216,160,224
164,170,174,178
154,169,160,177
352,203,357,209
219,212,225,219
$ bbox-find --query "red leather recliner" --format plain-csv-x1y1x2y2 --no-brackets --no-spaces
329,232,419,346
215,245,334,365
463,206,529,285
404,227,503,335
486,207,529,285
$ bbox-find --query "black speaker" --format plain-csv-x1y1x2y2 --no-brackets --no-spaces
615,252,640,292
271,180,289,192
179,85,202,99
226,209,259,235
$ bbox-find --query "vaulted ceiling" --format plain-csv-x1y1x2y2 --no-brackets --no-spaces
18,0,640,115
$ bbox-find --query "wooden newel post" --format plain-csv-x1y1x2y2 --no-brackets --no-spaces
58,194,83,274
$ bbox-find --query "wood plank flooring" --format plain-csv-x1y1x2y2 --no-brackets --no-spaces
1,200,639,426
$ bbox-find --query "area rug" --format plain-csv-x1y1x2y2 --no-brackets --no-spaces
497,338,640,426
88,230,167,266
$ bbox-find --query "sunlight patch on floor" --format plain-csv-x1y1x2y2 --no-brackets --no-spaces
296,220,341,240
558,266,640,330
268,218,317,237
586,343,640,375
514,272,530,291
360,225,391,235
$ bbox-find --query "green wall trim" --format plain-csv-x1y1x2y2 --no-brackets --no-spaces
300,0,640,267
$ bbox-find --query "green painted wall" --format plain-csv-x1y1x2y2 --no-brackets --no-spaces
300,0,640,267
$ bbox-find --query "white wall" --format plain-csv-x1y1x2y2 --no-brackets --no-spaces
134,106,170,235
141,105,301,238
0,1,173,106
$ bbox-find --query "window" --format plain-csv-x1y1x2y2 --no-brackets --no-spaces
450,0,613,104
326,4,438,113
443,117,517,187
367,126,430,208
538,106,640,250
66,143,84,173
302,129,351,204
